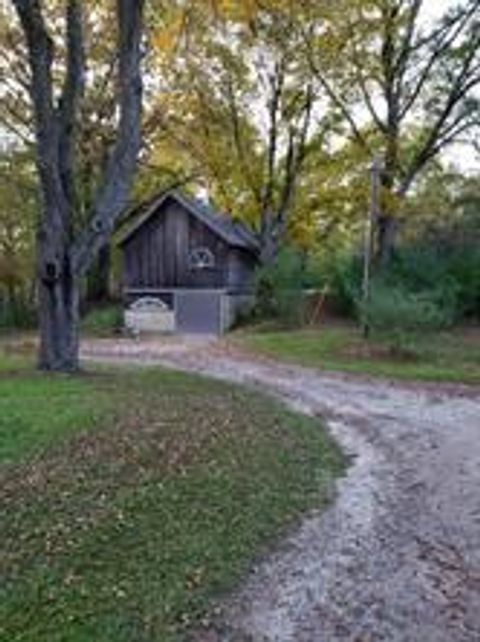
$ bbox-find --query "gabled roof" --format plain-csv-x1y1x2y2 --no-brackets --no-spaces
118,189,260,254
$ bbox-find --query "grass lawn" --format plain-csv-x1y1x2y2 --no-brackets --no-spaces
235,324,480,385
0,348,344,642
80,305,123,337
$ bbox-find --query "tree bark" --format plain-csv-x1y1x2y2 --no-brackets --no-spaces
376,148,399,268
259,207,287,266
376,214,397,268
37,246,79,371
259,234,278,266
11,0,144,372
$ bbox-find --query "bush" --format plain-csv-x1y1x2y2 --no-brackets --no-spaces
322,253,363,316
255,248,306,327
320,239,480,323
448,246,480,319
357,284,454,353
0,294,36,331
253,217,480,330
295,251,356,316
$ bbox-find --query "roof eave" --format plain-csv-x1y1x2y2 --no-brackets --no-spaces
117,189,260,255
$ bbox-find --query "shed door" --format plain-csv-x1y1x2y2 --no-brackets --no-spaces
175,291,222,334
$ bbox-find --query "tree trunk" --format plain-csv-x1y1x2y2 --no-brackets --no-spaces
259,211,281,266
375,151,398,269
376,214,397,268
37,252,80,372
12,0,144,372
260,237,278,266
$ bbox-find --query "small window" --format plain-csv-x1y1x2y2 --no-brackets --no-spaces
188,247,215,270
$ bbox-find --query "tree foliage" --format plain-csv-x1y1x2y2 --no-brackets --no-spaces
0,150,36,300
0,0,479,346
301,0,480,262
146,1,328,261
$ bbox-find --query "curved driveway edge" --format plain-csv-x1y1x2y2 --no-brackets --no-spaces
82,339,480,642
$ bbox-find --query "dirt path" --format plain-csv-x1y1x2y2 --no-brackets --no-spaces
82,339,480,642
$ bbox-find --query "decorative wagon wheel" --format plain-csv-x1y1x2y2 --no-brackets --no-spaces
188,247,215,270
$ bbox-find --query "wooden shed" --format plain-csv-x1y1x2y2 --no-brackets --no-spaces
118,190,259,334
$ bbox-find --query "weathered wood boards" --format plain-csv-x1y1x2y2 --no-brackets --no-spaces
119,191,258,294
118,190,259,334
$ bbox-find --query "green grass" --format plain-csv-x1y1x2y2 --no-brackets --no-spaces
0,351,344,642
81,305,123,337
0,374,113,462
235,324,480,384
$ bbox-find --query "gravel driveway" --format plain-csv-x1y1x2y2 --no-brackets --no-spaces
82,338,480,642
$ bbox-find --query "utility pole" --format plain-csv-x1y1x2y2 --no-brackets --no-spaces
362,156,382,338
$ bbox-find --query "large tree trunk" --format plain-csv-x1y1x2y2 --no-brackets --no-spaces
376,138,399,269
13,0,144,372
37,250,80,372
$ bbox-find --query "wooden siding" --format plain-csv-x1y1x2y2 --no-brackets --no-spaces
122,197,256,292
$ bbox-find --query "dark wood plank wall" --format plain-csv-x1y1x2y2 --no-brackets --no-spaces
164,201,177,284
122,198,255,292
188,214,229,288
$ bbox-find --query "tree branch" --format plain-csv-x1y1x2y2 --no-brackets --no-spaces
393,0,423,85
57,0,85,213
10,0,66,231
277,84,314,233
398,118,478,195
72,0,144,276
399,2,479,120
224,75,263,208
306,43,370,151
262,58,285,217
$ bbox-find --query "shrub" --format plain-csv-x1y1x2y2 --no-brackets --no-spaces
254,248,306,327
357,284,454,353
321,240,479,323
253,219,480,330
326,253,363,316
448,246,480,319
0,294,36,331
298,251,359,316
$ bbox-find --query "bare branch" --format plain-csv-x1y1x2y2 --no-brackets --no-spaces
398,118,478,195
399,2,479,119
224,75,263,208
393,0,423,85
304,37,370,151
354,65,388,134
262,58,285,217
